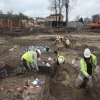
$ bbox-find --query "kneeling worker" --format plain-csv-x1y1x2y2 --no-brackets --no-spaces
65,38,70,48
20,49,41,74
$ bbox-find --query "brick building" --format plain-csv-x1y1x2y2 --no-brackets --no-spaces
0,19,23,28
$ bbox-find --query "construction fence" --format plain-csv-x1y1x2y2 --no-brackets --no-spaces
45,21,83,28
45,21,66,27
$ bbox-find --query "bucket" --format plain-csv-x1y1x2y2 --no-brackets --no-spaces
46,47,49,52
86,79,93,89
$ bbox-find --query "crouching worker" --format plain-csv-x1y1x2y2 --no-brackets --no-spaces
75,48,97,89
65,38,70,48
54,51,65,65
51,51,65,77
55,35,63,43
20,49,41,74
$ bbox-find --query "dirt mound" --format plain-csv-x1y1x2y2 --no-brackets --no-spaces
49,63,100,100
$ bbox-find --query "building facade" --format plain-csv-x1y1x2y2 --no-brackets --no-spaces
45,14,63,21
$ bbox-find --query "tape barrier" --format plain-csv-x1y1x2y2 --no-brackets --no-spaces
0,84,42,92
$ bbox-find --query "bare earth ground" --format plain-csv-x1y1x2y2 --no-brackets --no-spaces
0,28,100,100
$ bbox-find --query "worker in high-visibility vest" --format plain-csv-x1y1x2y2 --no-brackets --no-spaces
75,48,97,89
65,38,70,48
55,35,61,43
55,35,63,43
20,49,41,74
54,51,65,65
51,51,65,78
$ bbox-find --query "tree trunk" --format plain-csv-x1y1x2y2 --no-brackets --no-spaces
65,3,68,28
56,10,57,21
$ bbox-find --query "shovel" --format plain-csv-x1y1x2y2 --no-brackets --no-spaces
86,79,93,89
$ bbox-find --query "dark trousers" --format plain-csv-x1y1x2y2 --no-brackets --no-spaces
66,44,70,48
22,58,30,70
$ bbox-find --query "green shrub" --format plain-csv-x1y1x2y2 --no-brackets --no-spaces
57,24,63,28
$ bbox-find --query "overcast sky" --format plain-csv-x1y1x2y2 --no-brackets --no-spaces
0,0,100,21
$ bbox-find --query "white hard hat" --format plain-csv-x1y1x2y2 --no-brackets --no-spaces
58,58,63,64
37,49,41,56
84,48,91,58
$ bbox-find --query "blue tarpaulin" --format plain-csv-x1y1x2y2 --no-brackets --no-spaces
25,45,50,52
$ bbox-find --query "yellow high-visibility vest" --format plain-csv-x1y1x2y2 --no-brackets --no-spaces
66,39,70,45
57,54,65,63
80,54,97,77
22,51,36,63
56,35,61,40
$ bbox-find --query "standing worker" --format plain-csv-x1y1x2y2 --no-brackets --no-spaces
65,38,70,48
20,49,41,74
75,48,97,89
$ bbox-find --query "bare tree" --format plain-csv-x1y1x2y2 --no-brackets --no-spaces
74,15,80,21
48,0,77,27
65,0,76,27
0,10,3,19
64,0,69,27
48,0,57,21
48,0,65,21
58,0,65,21
84,17,91,26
